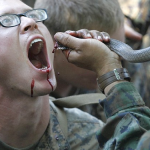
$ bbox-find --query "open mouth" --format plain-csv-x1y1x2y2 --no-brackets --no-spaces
28,38,49,71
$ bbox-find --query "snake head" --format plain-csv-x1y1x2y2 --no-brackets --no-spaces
54,41,69,51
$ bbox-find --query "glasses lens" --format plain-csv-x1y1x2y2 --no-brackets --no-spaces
26,9,47,22
0,15,20,27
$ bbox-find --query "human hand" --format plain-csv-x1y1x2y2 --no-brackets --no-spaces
54,29,122,77
64,29,110,42
54,29,110,50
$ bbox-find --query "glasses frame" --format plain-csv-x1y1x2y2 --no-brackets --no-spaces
0,9,48,28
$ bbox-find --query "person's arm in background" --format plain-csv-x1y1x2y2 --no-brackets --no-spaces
54,30,150,150
124,23,142,41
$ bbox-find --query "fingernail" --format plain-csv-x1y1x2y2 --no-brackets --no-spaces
105,36,109,41
55,33,63,41
87,33,92,38
66,30,71,33
98,36,102,41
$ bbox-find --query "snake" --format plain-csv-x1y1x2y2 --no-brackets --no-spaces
57,39,150,63
106,39,150,63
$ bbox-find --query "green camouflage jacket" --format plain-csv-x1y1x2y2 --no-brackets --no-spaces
97,82,150,149
0,97,104,150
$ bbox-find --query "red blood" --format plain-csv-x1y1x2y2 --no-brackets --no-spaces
31,79,35,97
52,48,55,53
46,69,53,91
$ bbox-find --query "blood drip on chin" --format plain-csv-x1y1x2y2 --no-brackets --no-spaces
46,69,53,91
31,79,35,97
52,49,55,53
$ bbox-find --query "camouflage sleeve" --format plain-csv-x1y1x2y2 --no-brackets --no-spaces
96,82,150,149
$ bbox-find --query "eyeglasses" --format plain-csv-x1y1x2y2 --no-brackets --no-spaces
0,9,48,28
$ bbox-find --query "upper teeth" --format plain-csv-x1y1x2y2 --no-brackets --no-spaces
30,39,43,48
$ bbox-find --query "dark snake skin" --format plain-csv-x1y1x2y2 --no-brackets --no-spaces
57,39,150,63
106,39,150,63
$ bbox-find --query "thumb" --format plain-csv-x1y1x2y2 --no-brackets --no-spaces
54,32,82,50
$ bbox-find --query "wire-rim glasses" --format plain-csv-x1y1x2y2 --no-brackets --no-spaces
0,9,48,27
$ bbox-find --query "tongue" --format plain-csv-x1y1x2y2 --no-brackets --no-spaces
31,60,42,69
30,42,41,55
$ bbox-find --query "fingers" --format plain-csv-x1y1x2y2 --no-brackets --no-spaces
54,30,111,60
54,31,119,74
89,31,110,42
65,29,92,38
65,29,110,42
54,32,83,50
54,32,99,64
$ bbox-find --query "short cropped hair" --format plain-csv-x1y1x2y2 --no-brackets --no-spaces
34,0,124,35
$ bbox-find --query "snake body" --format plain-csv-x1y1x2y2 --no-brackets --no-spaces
107,39,150,63
57,39,150,63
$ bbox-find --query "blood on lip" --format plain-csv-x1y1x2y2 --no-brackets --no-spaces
30,67,53,97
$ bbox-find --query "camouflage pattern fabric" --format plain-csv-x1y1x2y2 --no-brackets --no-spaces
118,0,150,108
97,82,150,149
36,100,104,150
122,61,150,108
0,99,104,150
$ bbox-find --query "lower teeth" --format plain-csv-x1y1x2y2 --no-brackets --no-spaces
40,66,47,70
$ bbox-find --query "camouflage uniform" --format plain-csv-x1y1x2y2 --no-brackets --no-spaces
0,98,104,150
97,82,150,149
118,0,150,108
1,82,150,149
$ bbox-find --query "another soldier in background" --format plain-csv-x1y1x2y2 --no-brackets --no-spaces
119,0,150,107
34,0,125,122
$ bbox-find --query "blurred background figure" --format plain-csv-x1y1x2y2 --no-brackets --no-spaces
118,0,150,107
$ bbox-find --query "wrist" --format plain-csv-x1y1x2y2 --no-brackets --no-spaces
97,68,131,94
96,62,122,77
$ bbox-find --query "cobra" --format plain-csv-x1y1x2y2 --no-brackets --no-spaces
106,39,150,63
57,39,150,63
